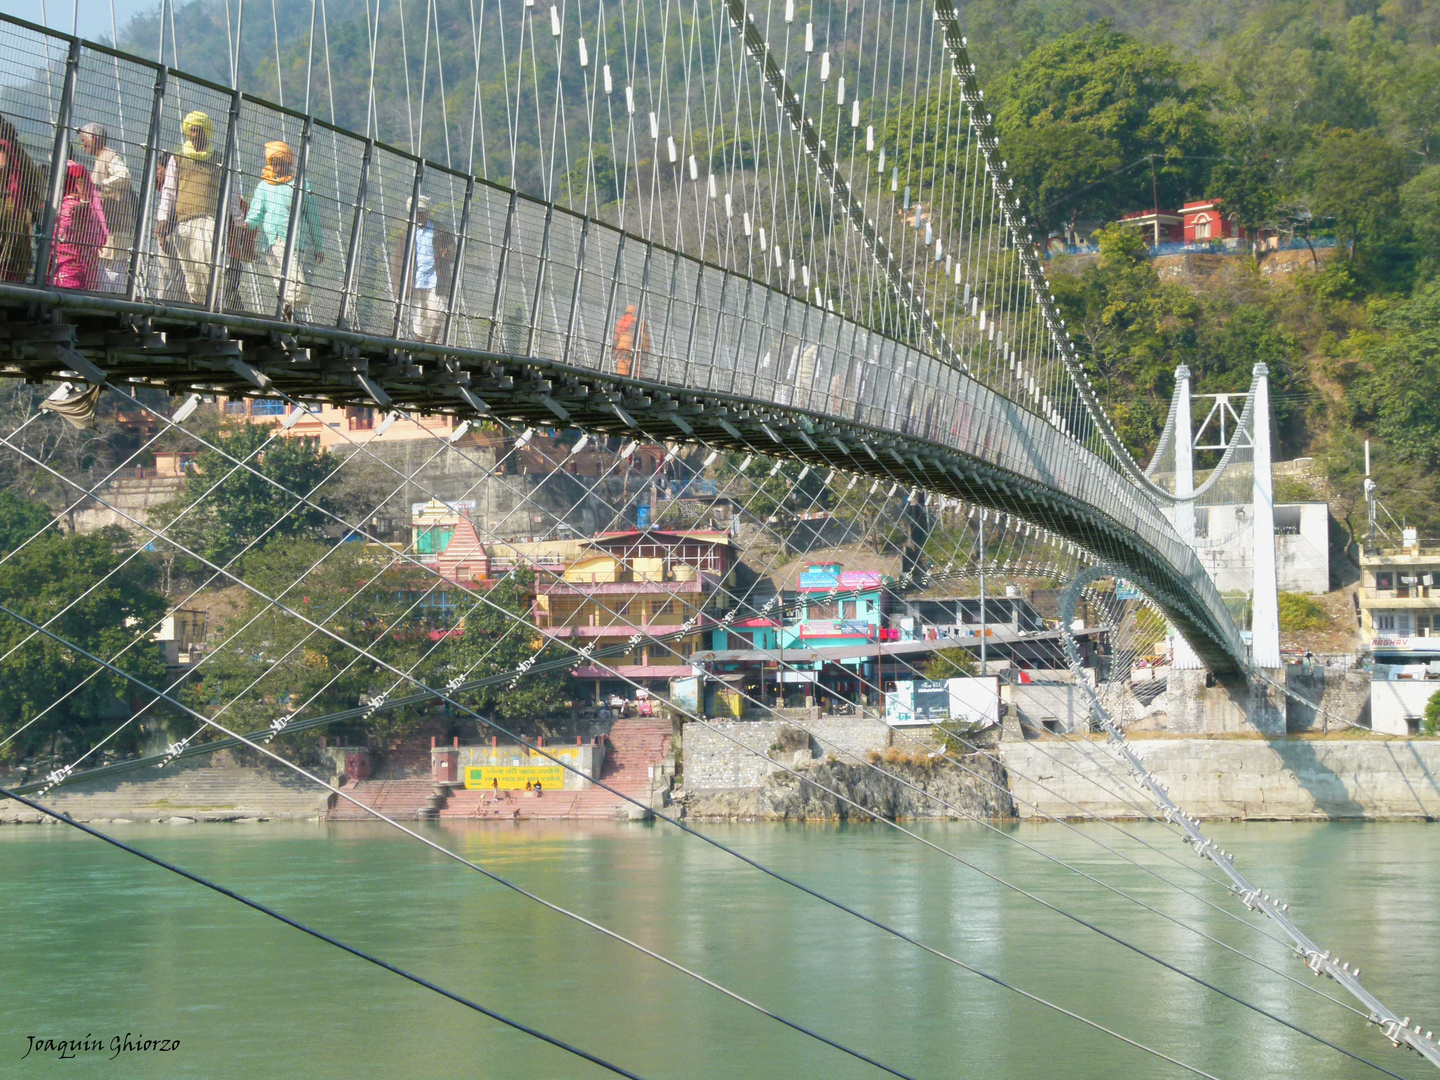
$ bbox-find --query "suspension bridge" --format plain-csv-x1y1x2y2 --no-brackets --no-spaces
0,3,1436,1077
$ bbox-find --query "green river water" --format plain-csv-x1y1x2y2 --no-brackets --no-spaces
2,819,1438,1079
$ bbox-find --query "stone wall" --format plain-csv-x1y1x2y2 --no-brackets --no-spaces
1004,737,1440,820
682,717,923,791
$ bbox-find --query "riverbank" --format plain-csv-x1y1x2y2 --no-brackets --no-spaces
9,733,1440,824
1004,737,1440,821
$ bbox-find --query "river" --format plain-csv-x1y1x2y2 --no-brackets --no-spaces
2,819,1438,1079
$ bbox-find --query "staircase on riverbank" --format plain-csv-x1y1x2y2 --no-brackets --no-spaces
327,718,673,822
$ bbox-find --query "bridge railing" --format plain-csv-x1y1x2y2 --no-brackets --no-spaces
0,13,1241,665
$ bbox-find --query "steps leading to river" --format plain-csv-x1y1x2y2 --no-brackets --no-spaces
330,717,674,822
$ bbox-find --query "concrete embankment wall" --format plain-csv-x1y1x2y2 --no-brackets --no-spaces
1003,738,1440,821
0,756,329,823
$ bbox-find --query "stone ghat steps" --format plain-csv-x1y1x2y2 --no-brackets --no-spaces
0,764,329,823
327,719,674,822
326,779,436,821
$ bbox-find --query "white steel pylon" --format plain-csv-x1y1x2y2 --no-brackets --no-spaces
1250,363,1282,669
1171,365,1202,670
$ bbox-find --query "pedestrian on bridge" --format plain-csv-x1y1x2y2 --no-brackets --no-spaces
613,304,649,378
245,139,323,319
155,111,241,305
49,161,107,291
0,128,43,283
390,195,454,343
76,123,135,293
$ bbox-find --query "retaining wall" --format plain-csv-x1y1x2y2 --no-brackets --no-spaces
1003,738,1440,820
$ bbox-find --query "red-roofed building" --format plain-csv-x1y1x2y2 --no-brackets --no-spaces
1181,199,1240,243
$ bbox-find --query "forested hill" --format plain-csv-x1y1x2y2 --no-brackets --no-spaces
111,0,1440,538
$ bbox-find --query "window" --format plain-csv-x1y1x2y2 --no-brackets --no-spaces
1419,614,1431,637
252,398,286,416
1274,507,1302,535
1376,571,1395,590
1375,612,1396,631
1194,508,1210,539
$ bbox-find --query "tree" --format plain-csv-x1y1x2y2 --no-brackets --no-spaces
1348,281,1440,469
1401,165,1440,279
1050,224,1197,455
921,648,977,680
439,568,570,729
1207,159,1278,260
1302,129,1408,255
1002,122,1123,236
156,420,339,564
995,23,1216,220
0,527,169,763
1426,688,1440,737
0,492,55,554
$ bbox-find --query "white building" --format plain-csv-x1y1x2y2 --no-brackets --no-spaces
1191,501,1329,595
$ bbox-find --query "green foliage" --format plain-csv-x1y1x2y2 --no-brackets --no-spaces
0,492,54,554
0,528,169,762
1300,129,1409,253
737,454,828,524
995,22,1215,228
1424,689,1440,737
1348,282,1440,473
444,568,569,727
157,421,338,565
1277,592,1327,632
1207,157,1277,254
1401,166,1440,278
921,647,978,680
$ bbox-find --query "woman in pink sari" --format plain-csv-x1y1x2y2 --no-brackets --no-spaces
50,160,108,290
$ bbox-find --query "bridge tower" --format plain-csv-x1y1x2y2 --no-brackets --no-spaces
1171,366,1201,671
1249,363,1282,669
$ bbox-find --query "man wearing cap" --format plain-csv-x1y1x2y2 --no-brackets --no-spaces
154,110,241,304
390,194,454,343
77,123,134,292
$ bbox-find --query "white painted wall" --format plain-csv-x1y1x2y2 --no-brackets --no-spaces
1371,679,1439,735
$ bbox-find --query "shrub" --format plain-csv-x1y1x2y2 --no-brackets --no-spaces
1424,690,1440,737
1278,592,1328,632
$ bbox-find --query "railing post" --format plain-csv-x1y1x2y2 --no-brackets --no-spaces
127,65,168,302
626,240,656,379
440,174,475,346
598,230,627,370
205,90,242,312
392,158,426,338
274,114,313,319
335,137,373,329
485,190,517,351
34,38,81,287
524,201,555,358
560,214,590,364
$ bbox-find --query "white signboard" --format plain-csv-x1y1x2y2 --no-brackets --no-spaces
885,676,1000,727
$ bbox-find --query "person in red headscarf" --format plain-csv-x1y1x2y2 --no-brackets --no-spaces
50,160,109,290
0,136,43,282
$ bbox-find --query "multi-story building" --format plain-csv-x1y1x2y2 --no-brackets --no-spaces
1358,535,1440,664
533,529,735,699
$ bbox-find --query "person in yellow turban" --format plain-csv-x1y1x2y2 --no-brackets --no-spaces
155,110,239,303
246,138,323,318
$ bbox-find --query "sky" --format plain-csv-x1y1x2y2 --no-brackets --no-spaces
0,0,158,44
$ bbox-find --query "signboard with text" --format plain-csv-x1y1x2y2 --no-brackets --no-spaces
885,677,1001,727
464,764,566,790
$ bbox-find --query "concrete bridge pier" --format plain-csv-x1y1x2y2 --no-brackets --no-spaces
1165,669,1285,735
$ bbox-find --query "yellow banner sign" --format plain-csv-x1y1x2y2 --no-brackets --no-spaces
464,765,565,790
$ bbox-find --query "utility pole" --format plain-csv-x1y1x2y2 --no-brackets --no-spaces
979,511,987,678
1364,439,1377,549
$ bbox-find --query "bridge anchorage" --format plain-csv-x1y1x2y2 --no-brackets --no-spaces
0,5,1436,1075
